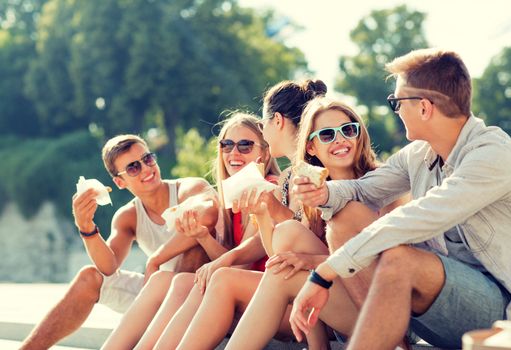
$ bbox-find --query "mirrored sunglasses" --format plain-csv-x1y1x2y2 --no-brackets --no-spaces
117,152,157,177
219,139,256,154
308,122,360,144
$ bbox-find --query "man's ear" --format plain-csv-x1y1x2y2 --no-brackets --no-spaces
113,176,126,190
420,99,433,121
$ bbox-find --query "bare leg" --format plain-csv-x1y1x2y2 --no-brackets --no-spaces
226,220,347,350
347,246,444,350
142,273,196,350
20,266,104,350
175,268,264,350
326,202,379,308
272,220,331,350
101,271,175,350
226,267,359,350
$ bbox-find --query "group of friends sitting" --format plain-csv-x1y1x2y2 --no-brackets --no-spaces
21,48,511,350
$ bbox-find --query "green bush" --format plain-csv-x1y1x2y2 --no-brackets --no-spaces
171,128,217,184
0,131,134,240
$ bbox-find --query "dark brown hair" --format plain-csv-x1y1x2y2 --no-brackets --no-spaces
263,79,327,126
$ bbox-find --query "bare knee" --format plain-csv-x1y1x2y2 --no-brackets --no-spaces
376,246,414,281
326,210,355,250
272,220,306,253
70,265,104,302
169,272,195,300
327,202,377,250
208,267,238,294
147,270,174,286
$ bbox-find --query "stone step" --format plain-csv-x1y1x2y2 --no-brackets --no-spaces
0,283,445,349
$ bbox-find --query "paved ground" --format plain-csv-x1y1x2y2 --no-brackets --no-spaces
0,283,445,349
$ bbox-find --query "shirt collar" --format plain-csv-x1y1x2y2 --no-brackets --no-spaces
423,115,481,172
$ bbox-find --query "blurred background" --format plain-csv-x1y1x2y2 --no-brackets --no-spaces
0,0,509,283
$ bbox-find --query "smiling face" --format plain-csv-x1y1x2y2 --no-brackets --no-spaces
113,142,162,192
221,125,265,177
306,109,358,180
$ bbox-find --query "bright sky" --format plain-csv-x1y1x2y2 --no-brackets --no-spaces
239,0,511,88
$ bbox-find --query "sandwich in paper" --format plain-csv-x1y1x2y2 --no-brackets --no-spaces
76,176,112,206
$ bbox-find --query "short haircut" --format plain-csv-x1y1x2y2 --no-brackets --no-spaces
386,48,472,117
102,134,148,177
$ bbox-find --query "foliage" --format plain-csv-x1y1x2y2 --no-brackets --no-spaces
0,30,39,136
22,0,307,158
171,128,217,184
0,131,133,238
335,5,428,154
473,47,511,135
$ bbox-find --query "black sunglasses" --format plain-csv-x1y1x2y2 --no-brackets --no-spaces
117,152,157,177
219,139,258,154
387,94,425,112
309,122,360,144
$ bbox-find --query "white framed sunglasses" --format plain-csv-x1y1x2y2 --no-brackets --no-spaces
308,122,360,144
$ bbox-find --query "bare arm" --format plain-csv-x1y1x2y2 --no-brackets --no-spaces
73,188,135,276
146,178,222,273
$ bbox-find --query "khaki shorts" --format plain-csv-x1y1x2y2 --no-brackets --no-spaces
98,269,145,313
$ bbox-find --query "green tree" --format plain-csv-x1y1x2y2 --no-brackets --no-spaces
0,0,48,37
0,0,47,137
0,30,40,136
473,47,511,135
24,0,307,159
171,128,216,184
335,5,428,154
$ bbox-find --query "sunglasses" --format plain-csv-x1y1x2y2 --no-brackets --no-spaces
219,139,258,154
387,94,424,112
117,152,157,177
308,122,360,144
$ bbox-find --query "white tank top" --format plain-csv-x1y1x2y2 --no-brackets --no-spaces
132,180,179,271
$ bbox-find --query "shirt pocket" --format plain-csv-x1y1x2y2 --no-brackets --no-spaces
460,212,495,253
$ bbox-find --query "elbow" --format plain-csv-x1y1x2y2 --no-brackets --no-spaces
99,261,119,277
202,206,220,229
99,267,117,277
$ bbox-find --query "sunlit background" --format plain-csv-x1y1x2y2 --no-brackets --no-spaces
0,0,509,284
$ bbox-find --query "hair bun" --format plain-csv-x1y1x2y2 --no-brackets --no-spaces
302,79,327,100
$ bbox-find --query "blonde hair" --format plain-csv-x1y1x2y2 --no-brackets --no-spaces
213,112,280,248
295,97,378,237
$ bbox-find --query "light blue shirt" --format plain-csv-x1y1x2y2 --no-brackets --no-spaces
323,117,511,302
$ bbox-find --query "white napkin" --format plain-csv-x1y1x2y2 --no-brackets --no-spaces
161,196,214,231
483,320,511,346
76,176,112,206
161,205,186,231
221,162,278,209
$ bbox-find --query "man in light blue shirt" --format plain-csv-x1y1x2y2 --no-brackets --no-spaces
290,48,511,349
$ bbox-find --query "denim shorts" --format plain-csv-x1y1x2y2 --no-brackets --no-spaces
410,254,511,349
